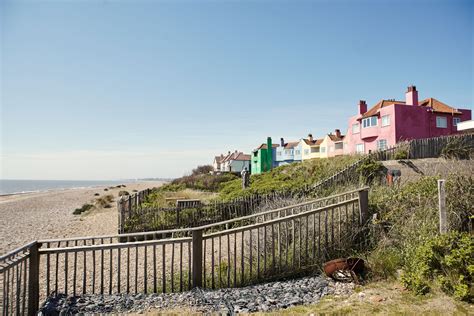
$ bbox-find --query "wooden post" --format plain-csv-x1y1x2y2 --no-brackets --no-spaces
192,229,203,288
438,180,447,234
358,189,369,225
118,196,123,234
28,242,40,316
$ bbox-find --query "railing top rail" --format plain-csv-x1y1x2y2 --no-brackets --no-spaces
203,197,359,239
38,187,368,245
0,240,36,262
39,236,192,255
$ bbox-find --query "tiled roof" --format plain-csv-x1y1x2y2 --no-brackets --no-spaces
214,155,224,163
303,138,324,146
418,98,462,114
362,97,462,118
362,100,403,118
233,153,251,161
284,141,299,149
257,143,279,150
328,134,345,142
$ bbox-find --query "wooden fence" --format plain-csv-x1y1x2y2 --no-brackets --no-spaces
0,188,368,316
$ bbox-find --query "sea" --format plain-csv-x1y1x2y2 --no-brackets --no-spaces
0,179,136,196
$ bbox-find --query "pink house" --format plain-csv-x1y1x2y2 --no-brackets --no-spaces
344,85,472,154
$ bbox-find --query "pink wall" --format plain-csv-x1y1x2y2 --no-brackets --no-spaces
345,103,472,154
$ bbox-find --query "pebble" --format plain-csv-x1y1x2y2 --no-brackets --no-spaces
40,276,355,315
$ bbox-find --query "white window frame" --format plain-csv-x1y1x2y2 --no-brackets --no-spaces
335,142,343,150
362,116,377,128
310,147,319,153
356,143,364,154
453,117,461,127
320,147,326,153
352,123,360,134
381,115,390,127
377,139,387,150
436,116,447,128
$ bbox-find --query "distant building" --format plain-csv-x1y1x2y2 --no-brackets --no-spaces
275,138,302,166
321,129,345,158
344,85,472,154
300,134,324,160
251,137,279,174
214,151,250,173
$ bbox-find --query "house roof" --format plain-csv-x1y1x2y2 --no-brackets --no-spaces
303,138,324,146
284,141,300,149
362,97,462,118
214,155,225,163
328,134,345,142
362,100,403,118
256,143,279,150
418,98,462,114
233,153,251,161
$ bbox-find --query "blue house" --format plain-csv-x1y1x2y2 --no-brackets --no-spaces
275,138,302,166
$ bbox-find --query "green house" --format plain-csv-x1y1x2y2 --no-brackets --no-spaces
251,137,278,175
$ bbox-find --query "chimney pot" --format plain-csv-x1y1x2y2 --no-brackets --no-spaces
308,133,313,142
335,129,341,138
358,100,367,114
280,138,285,146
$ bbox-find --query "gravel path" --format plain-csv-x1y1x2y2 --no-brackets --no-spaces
39,275,354,315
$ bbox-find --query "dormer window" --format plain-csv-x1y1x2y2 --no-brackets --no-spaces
362,116,377,128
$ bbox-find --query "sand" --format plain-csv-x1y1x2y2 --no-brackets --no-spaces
0,181,165,255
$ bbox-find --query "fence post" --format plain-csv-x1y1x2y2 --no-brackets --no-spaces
118,196,123,234
438,179,447,234
192,229,203,288
28,242,40,316
358,189,369,225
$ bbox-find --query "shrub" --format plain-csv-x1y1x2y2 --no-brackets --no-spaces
118,190,130,197
192,165,213,175
401,232,473,302
441,138,473,160
356,158,384,184
394,149,409,160
94,193,100,196
96,194,114,208
104,188,108,191
132,189,138,192
73,203,94,215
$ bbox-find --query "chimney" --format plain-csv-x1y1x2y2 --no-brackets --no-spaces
308,133,313,142
358,100,367,114
335,129,341,138
405,85,418,105
280,138,285,147
228,151,231,155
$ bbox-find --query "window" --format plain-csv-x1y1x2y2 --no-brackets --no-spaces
285,149,293,155
381,115,390,127
311,147,319,153
304,149,309,155
362,116,377,128
352,123,360,134
335,142,344,150
436,116,447,128
453,117,461,127
356,144,364,153
295,150,300,155
277,151,282,156
377,139,387,150
320,147,326,153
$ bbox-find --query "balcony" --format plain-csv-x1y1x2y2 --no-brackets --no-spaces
360,126,379,139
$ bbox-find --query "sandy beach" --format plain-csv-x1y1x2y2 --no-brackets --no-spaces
0,181,165,255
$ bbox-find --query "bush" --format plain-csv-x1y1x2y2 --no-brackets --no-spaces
96,194,114,208
441,138,473,160
94,193,100,196
118,190,130,197
73,203,94,215
192,165,213,175
401,232,473,302
356,158,384,184
394,149,409,160
104,188,108,191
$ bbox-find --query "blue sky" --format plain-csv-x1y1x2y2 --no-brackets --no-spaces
1,0,472,179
